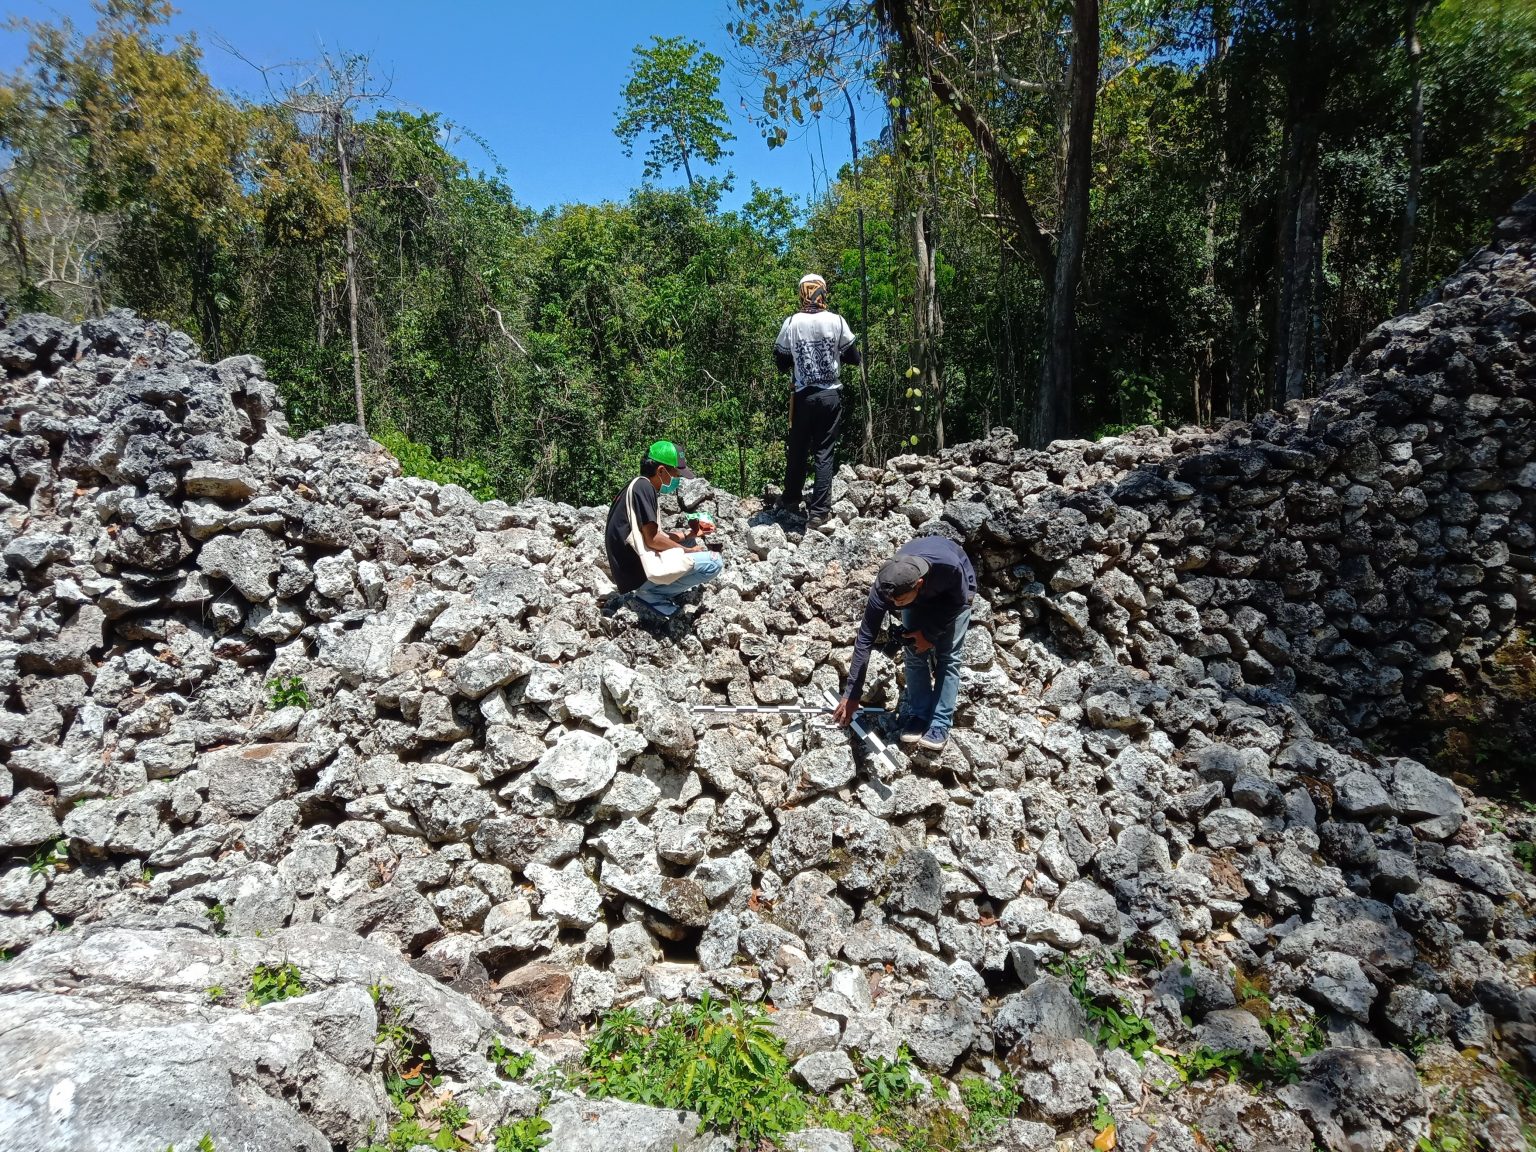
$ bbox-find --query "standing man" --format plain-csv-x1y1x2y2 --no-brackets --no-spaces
831,536,976,751
604,440,722,618
774,272,862,527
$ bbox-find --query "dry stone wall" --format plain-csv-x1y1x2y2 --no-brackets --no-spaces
0,194,1534,1152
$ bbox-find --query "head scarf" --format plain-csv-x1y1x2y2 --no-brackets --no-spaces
798,273,828,313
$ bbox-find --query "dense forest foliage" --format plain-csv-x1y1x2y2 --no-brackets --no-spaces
1,0,1532,505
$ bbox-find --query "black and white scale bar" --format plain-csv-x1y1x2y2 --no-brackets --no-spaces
820,688,902,773
689,704,886,716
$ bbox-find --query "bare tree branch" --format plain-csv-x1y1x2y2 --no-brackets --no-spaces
486,305,530,357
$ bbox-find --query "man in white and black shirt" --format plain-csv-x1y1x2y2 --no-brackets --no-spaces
773,273,861,527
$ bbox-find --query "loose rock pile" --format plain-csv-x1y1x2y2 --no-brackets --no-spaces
1,194,1534,1152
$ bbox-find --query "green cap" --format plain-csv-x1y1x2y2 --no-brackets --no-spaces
646,440,695,477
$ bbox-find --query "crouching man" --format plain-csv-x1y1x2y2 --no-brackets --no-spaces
831,536,976,751
604,440,722,618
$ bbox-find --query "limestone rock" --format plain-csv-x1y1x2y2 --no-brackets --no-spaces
532,731,620,803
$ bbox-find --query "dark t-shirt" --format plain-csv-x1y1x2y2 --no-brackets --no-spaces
605,478,659,593
844,535,977,701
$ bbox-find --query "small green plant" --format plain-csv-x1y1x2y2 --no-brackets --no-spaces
161,1136,216,1152
1179,1046,1246,1085
1235,973,1269,1005
489,1036,536,1080
266,675,310,710
492,1116,551,1152
859,1047,922,1108
206,904,227,933
206,984,225,1002
377,1007,417,1052
247,962,306,1006
437,1101,469,1131
1171,1009,1324,1089
140,866,154,883
958,1073,1022,1141
385,1054,436,1116
1514,841,1536,875
1093,1095,1114,1131
29,838,69,876
1056,954,1160,1060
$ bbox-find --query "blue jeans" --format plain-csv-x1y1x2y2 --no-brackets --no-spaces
899,605,971,734
635,550,723,614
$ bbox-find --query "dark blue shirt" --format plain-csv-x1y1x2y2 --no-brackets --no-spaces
843,536,976,701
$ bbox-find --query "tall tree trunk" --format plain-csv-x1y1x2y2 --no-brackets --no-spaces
1201,2,1230,426
678,133,695,189
1270,0,1331,406
1311,220,1327,380
913,202,945,449
334,111,366,431
1231,219,1253,422
1283,172,1319,402
1038,0,1100,445
0,185,31,291
1398,0,1425,313
845,89,877,464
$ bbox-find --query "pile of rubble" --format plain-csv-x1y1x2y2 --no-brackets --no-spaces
0,194,1533,1152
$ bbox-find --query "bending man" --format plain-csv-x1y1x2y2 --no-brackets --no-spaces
604,441,721,618
832,536,976,751
773,272,861,527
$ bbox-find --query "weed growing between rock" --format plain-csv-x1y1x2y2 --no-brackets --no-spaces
567,995,1043,1151
27,837,69,877
363,1000,462,1152
1057,949,1325,1092
574,995,811,1144
246,961,305,1006
487,1035,535,1081
265,674,310,711
490,1116,550,1152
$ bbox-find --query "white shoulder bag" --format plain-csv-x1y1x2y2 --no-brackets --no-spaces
626,478,692,585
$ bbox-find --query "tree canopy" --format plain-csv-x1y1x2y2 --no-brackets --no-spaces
0,0,1530,502
614,35,736,189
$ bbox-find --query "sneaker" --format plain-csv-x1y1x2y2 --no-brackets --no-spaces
807,512,833,529
897,717,926,745
916,725,949,752
633,594,678,619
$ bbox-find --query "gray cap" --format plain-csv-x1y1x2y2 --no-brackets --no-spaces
875,554,930,600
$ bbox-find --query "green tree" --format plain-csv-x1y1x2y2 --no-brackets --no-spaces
615,36,735,189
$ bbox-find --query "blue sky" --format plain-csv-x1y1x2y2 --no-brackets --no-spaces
0,0,883,213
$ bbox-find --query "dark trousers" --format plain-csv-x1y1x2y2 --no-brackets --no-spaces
784,387,842,516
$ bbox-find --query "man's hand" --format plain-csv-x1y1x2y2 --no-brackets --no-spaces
831,697,858,727
903,630,933,654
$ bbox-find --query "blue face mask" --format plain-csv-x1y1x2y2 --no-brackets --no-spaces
660,475,682,495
